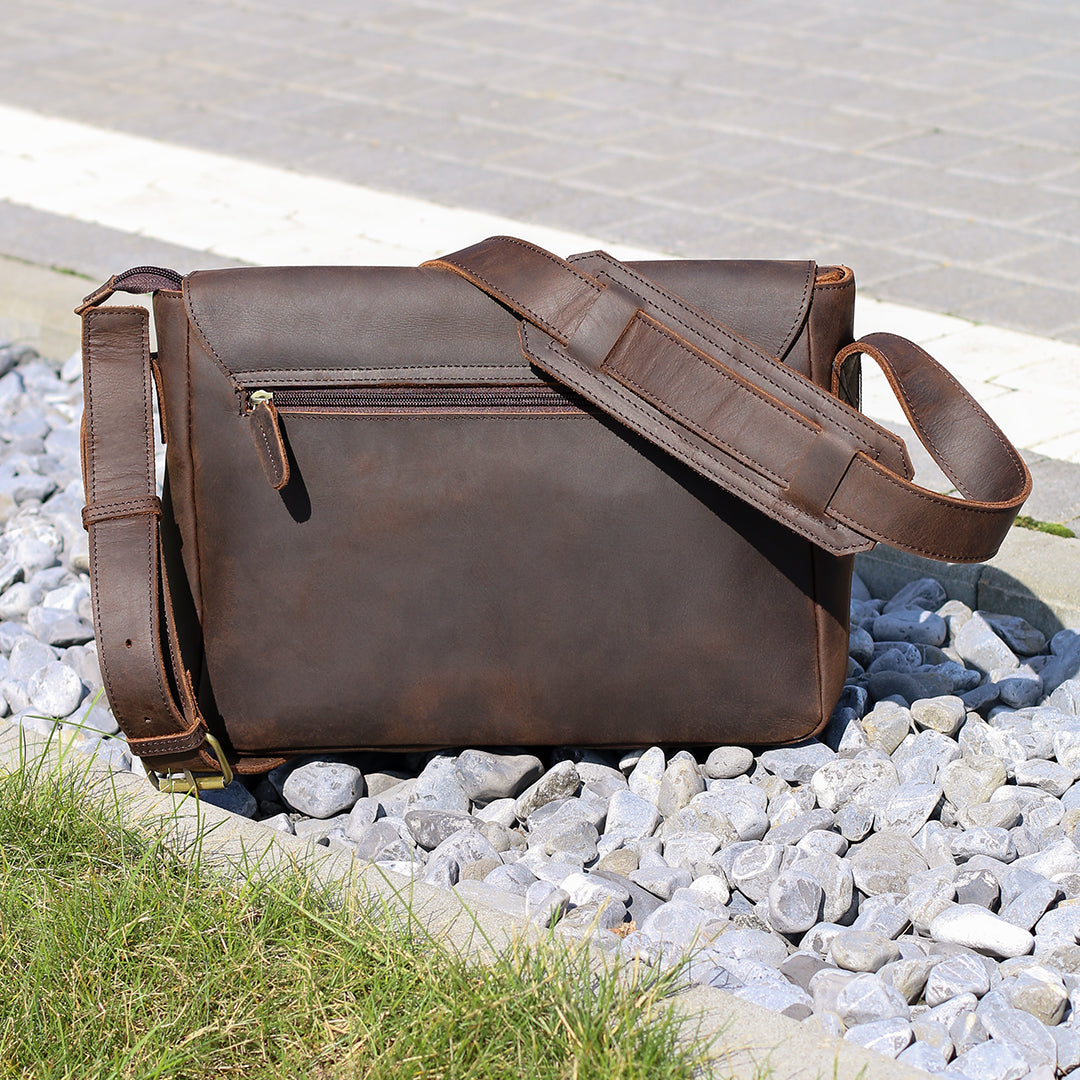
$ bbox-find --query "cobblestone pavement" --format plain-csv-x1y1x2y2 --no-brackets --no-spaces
1,0,1079,342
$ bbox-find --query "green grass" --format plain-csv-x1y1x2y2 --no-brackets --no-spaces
1013,514,1076,538
0,758,706,1080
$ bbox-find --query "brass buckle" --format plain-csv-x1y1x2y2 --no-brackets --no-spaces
147,733,234,794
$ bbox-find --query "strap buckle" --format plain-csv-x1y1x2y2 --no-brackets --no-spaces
146,732,234,794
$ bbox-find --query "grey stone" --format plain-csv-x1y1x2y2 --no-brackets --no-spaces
951,827,1016,863
843,1016,913,1059
795,829,848,858
851,895,910,939
734,982,813,1021
199,781,258,819
983,613,1048,657
629,864,692,902
1040,630,1080,696
259,812,295,835
835,803,875,841
802,923,845,960
1049,679,1080,716
282,761,365,818
834,972,910,1026
409,754,469,815
26,606,94,647
1014,759,1074,798
896,1041,949,1073
995,665,1044,709
640,899,727,951
703,745,754,779
947,1008,989,1057
902,878,957,934
728,843,784,903
453,880,527,921
860,701,912,754
26,660,83,717
597,847,638,876
955,613,1020,675
911,695,966,736
954,868,1000,909
886,578,947,614
976,990,1057,1071
829,929,900,973
873,608,947,646
627,746,665,804
544,822,598,862
427,829,499,881
868,669,954,703
526,882,570,926
764,808,836,846
757,740,835,783
930,904,1035,958
950,1038,1029,1080
454,749,543,805
850,831,929,896
657,752,704,819
810,756,899,812
403,807,479,850
474,798,516,828
591,869,665,925
793,852,854,924
940,755,1008,811
7,636,57,679
925,952,992,1006
1052,1025,1080,1072
662,830,721,871
1006,972,1068,1025
676,787,766,843
711,927,789,968
513,760,580,820
878,781,943,836
766,869,824,936
999,876,1060,930
958,797,1022,831
879,957,936,1003
779,950,829,993
483,861,537,897
603,788,661,843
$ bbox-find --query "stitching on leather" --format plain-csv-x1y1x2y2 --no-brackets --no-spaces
186,316,207,626
182,276,242,389
524,331,862,554
491,237,602,290
233,364,524,382
608,317,815,487
591,255,888,452
253,413,284,485
775,261,814,359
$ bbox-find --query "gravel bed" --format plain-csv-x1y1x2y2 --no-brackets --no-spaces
5,339,1080,1078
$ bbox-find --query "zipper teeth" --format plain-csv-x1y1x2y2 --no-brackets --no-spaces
118,265,184,285
267,386,577,409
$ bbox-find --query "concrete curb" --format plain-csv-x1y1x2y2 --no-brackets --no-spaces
857,527,1080,636
0,720,926,1080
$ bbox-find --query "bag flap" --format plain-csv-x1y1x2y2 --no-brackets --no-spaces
182,258,819,387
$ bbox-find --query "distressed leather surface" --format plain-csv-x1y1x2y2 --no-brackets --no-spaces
154,258,856,750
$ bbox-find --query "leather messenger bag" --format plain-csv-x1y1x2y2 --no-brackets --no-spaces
76,236,1031,790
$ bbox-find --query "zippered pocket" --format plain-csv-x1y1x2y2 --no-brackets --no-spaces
246,383,586,489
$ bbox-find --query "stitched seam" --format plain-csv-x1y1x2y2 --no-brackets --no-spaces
528,335,862,554
182,276,242,389
254,414,284,485
592,255,887,451
186,317,207,624
776,261,814,358
608,319,815,487
439,260,571,341
232,364,524,382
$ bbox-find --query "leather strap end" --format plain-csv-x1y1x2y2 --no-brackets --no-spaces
125,715,210,757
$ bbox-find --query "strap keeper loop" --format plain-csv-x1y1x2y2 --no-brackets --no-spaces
82,496,162,529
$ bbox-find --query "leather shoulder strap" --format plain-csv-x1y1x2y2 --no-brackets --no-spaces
78,274,281,783
426,237,1030,563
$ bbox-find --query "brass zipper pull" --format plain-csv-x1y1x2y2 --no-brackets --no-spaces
248,391,290,490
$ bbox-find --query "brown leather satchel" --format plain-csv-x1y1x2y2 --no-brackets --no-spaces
76,236,1031,790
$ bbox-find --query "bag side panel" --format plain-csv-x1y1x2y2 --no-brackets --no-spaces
807,267,857,403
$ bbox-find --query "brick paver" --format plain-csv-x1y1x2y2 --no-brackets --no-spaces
1,0,1078,340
